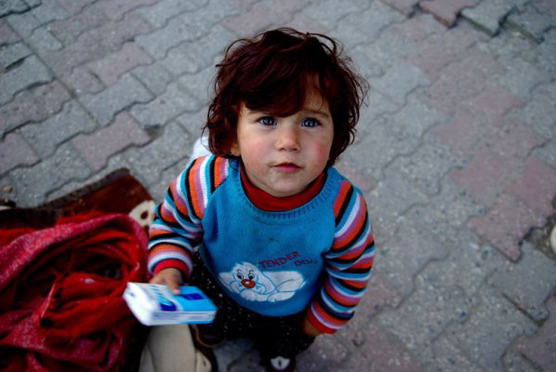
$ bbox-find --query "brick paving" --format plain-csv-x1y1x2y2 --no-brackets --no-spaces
1,0,555,371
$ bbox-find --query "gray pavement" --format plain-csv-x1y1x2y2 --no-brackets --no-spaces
1,0,555,371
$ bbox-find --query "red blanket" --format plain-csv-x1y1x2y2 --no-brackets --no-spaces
0,213,149,371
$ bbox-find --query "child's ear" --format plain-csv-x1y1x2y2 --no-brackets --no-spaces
230,142,240,156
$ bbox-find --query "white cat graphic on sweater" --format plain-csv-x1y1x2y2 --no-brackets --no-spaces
219,262,306,302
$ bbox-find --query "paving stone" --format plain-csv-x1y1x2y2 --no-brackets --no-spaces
406,177,485,246
301,0,371,31
378,262,476,362
72,112,150,171
468,194,546,261
79,74,154,126
388,96,447,145
381,230,505,363
391,12,446,43
373,215,448,296
175,106,209,135
25,0,42,7
88,42,154,86
0,0,29,17
461,0,517,36
431,106,494,153
122,120,192,186
161,24,235,76
367,159,430,234
463,83,525,126
131,82,200,130
0,55,53,105
134,0,208,28
0,41,31,71
533,140,556,169
296,334,350,371
496,57,552,101
475,27,535,63
387,134,465,196
6,11,41,37
380,0,419,16
46,153,134,202
355,90,400,137
55,0,95,16
411,21,488,78
507,84,556,140
347,116,407,181
227,348,265,372
0,173,18,202
491,241,556,322
20,100,96,157
0,133,39,174
349,28,418,78
61,66,105,96
222,2,290,37
214,338,258,372
532,29,556,75
430,335,483,372
0,80,72,135
8,143,91,206
517,295,556,372
420,0,479,27
507,157,556,217
334,155,375,194
284,12,328,34
505,3,555,43
447,285,537,372
503,347,542,372
43,12,152,76
178,66,217,107
132,62,174,96
486,119,545,161
449,148,521,207
0,19,20,45
338,273,403,346
136,3,237,59
28,26,63,54
372,60,431,105
332,1,405,50
94,0,158,21
147,155,191,203
47,4,108,45
30,0,69,24
343,321,423,372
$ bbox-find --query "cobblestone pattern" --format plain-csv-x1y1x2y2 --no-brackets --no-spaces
1,0,555,371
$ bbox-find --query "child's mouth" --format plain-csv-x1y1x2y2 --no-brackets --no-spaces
274,163,301,173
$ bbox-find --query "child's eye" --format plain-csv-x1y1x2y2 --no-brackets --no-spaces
258,116,276,126
301,118,320,128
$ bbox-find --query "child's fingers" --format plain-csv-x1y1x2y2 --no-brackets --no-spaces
149,268,183,294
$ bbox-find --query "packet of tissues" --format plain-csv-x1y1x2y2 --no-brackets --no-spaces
124,282,217,326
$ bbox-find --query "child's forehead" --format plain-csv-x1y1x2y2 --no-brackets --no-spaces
242,91,329,115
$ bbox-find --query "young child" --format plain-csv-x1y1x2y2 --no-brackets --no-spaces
148,28,374,372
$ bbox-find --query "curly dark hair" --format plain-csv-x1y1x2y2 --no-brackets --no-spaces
203,28,368,166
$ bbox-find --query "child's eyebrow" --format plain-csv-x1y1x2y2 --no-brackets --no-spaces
304,108,331,119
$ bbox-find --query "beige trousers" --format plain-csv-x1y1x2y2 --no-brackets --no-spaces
139,325,212,372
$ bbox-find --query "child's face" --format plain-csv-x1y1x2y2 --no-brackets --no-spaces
231,92,334,197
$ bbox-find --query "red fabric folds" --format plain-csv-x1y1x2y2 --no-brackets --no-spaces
0,213,149,371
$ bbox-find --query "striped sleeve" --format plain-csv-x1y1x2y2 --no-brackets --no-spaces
148,155,230,278
306,180,375,334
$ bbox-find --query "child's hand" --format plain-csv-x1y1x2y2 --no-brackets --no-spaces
149,268,183,295
302,317,323,337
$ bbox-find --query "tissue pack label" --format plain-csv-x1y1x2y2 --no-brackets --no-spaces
124,282,217,326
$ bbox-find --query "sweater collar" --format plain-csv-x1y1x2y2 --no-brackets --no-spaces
239,162,327,212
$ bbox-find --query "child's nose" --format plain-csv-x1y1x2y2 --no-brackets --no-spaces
277,126,300,151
